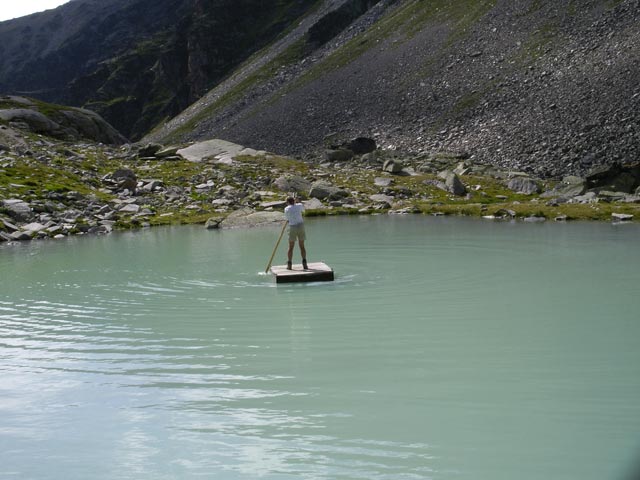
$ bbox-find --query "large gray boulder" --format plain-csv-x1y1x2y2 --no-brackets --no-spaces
1,199,32,222
369,194,394,207
438,171,467,196
273,175,311,193
507,177,541,195
383,159,403,174
177,139,245,163
309,180,349,200
219,208,283,228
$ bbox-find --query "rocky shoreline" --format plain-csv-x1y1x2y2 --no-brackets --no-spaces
1,123,638,246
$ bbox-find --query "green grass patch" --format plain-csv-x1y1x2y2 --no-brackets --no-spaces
0,157,98,199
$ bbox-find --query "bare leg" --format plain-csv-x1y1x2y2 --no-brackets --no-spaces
287,241,295,263
299,240,307,269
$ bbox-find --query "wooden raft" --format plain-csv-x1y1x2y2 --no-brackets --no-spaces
270,262,334,284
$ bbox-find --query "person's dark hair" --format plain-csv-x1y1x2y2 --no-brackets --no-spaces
286,197,295,205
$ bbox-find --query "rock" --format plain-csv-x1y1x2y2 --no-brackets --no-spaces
586,164,621,184
612,213,633,222
10,231,33,241
177,139,245,163
374,177,393,187
119,204,140,213
0,103,126,144
205,217,223,229
22,222,47,233
138,143,163,157
219,208,283,228
141,179,164,192
155,146,182,158
369,194,394,207
58,108,127,144
437,171,466,196
302,198,324,210
383,158,403,174
1,199,32,222
111,169,137,192
453,162,471,176
572,192,598,204
507,177,541,195
325,148,354,162
0,217,19,231
362,151,382,164
542,176,586,198
495,208,516,218
345,137,376,154
260,200,287,209
603,172,637,194
309,180,348,200
273,175,311,193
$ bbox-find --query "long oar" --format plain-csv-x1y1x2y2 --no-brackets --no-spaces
265,221,288,273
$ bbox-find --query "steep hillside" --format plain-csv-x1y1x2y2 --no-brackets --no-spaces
0,0,323,140
146,0,640,178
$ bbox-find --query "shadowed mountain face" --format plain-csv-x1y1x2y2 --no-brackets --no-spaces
0,0,319,140
1,0,638,177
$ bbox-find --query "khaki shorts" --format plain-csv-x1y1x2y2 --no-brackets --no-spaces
288,223,306,242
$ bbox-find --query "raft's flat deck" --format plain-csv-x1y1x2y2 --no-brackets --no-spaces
270,262,334,283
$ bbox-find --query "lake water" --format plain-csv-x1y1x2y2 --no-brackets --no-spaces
1,215,639,480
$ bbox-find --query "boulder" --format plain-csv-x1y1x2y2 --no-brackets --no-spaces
177,139,245,163
369,194,394,207
302,198,325,210
273,175,311,193
22,222,47,233
138,143,163,157
1,199,32,222
542,176,587,198
602,172,637,194
438,171,466,196
58,108,127,145
119,204,140,214
345,137,376,154
507,177,541,195
0,103,126,145
612,213,633,222
309,180,349,200
586,163,621,184
362,151,382,164
111,169,137,192
219,208,283,228
10,231,33,241
374,177,393,187
383,159,403,174
205,217,223,229
325,148,354,162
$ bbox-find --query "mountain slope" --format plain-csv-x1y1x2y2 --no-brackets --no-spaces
146,0,640,177
0,0,322,140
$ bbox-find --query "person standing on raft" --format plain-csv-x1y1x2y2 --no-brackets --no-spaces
284,197,308,270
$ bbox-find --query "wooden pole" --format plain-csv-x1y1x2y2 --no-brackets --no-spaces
265,221,288,273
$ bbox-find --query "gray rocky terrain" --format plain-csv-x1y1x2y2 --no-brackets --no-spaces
146,0,640,179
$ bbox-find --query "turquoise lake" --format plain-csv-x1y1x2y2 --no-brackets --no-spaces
1,215,639,479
